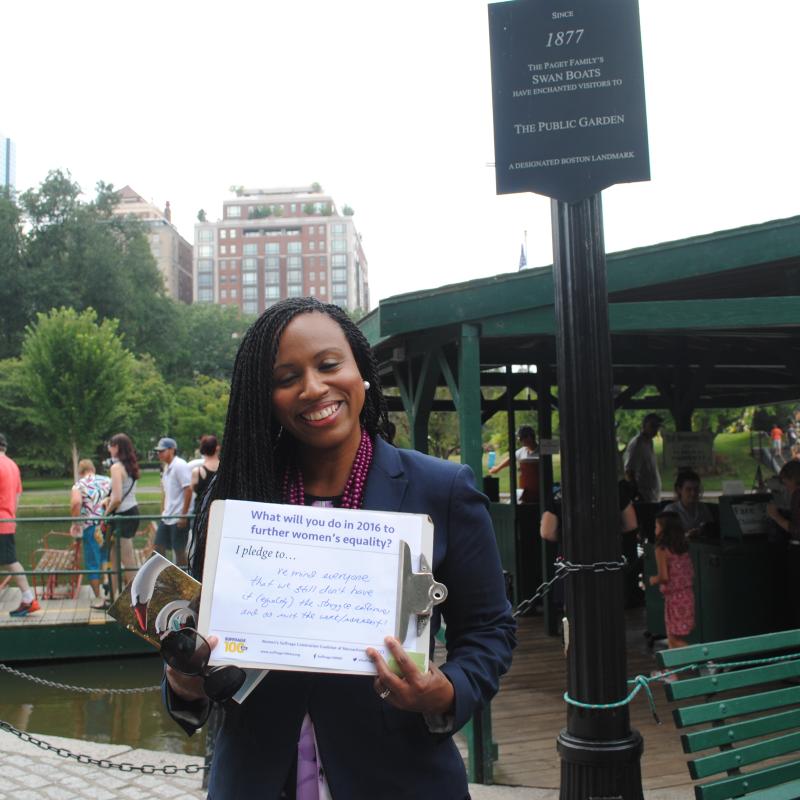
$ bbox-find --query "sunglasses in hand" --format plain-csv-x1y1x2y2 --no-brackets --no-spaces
161,627,247,704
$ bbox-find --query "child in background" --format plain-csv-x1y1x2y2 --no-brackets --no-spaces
650,511,695,650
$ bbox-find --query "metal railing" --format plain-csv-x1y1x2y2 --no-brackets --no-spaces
0,513,194,601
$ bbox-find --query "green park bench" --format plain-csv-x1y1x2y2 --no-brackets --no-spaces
657,629,800,800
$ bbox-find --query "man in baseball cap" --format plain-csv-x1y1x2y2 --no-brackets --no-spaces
154,437,192,567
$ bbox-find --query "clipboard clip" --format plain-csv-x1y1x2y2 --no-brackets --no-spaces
395,539,448,641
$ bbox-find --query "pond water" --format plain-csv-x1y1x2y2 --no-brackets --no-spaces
0,654,205,757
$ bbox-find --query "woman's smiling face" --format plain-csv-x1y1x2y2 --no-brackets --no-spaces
270,311,365,456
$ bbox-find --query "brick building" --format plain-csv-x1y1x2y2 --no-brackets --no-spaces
194,186,369,314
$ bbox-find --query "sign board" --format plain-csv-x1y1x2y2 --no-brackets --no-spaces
538,438,561,455
662,431,715,472
199,500,439,676
488,0,649,201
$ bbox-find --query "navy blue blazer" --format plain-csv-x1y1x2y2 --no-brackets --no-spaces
169,438,516,799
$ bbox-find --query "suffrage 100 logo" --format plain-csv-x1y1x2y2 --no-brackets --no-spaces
224,638,248,654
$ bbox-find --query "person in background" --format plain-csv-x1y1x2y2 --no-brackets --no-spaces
154,437,192,568
164,297,515,799
0,433,39,617
191,435,219,516
662,468,713,537
767,460,800,625
106,433,141,594
489,425,539,502
649,511,695,653
771,422,784,462
70,459,111,609
624,413,664,502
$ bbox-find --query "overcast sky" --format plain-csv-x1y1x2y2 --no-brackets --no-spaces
4,0,799,306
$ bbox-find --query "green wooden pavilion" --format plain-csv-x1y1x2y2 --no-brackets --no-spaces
359,214,800,603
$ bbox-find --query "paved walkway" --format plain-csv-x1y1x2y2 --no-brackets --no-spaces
0,727,553,800
0,727,691,799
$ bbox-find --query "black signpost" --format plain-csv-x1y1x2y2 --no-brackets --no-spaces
489,1,650,797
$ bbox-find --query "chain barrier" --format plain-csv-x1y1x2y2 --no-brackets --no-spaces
511,556,627,619
0,720,206,775
0,664,160,694
563,648,800,725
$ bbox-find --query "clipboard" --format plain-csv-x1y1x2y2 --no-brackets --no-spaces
198,499,447,676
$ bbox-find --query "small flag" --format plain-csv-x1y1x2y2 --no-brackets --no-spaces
518,243,527,270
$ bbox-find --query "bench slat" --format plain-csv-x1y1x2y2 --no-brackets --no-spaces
658,630,800,670
696,759,800,800
667,659,800,702
745,776,800,799
689,730,800,779
674,686,800,728
683,708,800,754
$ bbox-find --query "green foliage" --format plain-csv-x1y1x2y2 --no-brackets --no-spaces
163,303,253,383
311,182,322,193
197,209,207,222
3,170,170,367
118,354,174,457
320,203,333,216
342,205,354,216
169,375,230,456
20,307,136,477
0,193,27,358
0,358,64,474
250,205,272,219
302,203,315,215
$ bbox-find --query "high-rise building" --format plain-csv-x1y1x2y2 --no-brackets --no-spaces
113,186,193,303
194,186,369,315
0,132,16,191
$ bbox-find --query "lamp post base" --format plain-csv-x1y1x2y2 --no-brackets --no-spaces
558,729,644,800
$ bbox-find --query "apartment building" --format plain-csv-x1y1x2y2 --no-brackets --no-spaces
113,186,193,303
194,186,369,314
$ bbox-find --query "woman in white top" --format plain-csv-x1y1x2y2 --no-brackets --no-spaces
105,433,140,594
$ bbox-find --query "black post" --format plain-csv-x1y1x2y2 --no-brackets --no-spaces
551,195,643,798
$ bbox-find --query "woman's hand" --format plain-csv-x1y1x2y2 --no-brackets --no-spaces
367,636,455,716
165,667,208,702
164,634,219,702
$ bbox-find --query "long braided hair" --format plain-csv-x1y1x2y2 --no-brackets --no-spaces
189,297,390,576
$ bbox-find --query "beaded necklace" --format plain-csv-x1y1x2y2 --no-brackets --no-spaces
282,428,373,509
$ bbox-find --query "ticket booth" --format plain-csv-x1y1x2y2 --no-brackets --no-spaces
645,494,783,645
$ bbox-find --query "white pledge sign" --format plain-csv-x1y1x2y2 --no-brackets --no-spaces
198,500,434,676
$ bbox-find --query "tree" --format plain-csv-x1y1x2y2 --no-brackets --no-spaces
118,354,174,457
0,358,64,474
342,205,355,216
21,308,135,479
197,209,207,222
7,171,172,367
0,192,27,358
169,375,231,456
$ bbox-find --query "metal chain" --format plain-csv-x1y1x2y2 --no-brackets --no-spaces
0,664,160,694
0,720,206,774
512,557,627,619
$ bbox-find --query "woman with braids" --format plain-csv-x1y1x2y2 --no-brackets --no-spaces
164,297,516,800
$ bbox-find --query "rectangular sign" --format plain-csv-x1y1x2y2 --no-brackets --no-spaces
538,438,561,455
662,431,715,472
199,500,435,675
488,0,650,201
